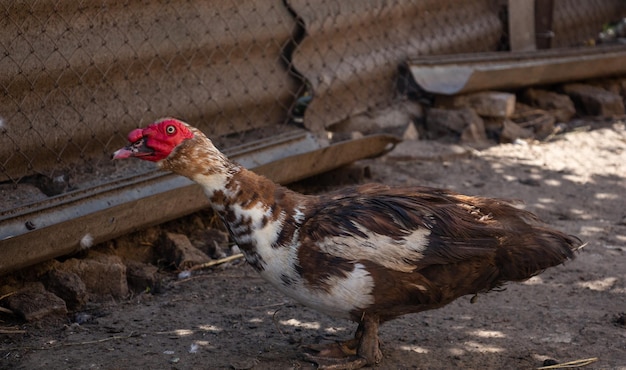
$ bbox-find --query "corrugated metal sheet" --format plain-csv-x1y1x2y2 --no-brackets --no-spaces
0,1,299,182
3,1,624,185
551,0,626,48
3,0,625,184
288,0,503,132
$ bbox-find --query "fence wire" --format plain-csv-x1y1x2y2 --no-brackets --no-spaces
0,1,302,210
0,0,624,212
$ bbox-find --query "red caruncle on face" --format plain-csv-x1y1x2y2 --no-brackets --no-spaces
123,119,194,162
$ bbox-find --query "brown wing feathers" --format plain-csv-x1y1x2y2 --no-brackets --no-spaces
306,184,577,283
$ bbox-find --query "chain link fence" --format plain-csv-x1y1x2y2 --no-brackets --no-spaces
0,1,302,209
551,0,626,48
1,0,625,213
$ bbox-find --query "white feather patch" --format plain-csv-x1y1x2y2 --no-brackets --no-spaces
318,223,430,272
230,203,285,245
225,202,374,318
193,172,231,198
267,262,375,319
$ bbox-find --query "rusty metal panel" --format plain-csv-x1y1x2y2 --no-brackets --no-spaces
288,0,503,132
0,1,300,183
551,0,626,47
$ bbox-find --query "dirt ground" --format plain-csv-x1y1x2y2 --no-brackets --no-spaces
1,119,626,369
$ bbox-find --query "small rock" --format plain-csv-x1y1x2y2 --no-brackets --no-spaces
500,119,534,143
58,253,129,299
590,77,626,98
427,108,466,135
523,88,576,122
483,117,504,132
125,260,161,293
426,108,483,138
512,103,556,140
158,232,212,270
460,117,489,146
482,117,504,140
543,359,559,366
189,228,230,258
436,91,516,118
532,115,556,140
402,122,419,141
387,140,470,162
4,282,67,321
330,100,424,136
561,83,625,116
44,269,87,310
113,227,160,264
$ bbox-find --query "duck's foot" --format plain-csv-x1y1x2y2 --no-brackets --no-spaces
302,340,367,369
302,314,382,369
303,338,359,357
304,354,368,370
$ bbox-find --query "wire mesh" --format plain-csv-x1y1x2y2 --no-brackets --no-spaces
0,1,301,210
1,0,624,213
289,0,506,132
551,0,626,48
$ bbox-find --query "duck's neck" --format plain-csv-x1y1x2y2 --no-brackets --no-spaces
198,164,308,271
159,134,309,270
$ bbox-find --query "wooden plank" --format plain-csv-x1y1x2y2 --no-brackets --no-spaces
508,0,536,51
406,45,626,95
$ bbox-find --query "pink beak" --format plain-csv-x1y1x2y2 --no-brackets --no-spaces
111,147,134,159
111,134,153,160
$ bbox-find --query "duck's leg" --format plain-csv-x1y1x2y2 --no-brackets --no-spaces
302,314,382,369
356,314,383,365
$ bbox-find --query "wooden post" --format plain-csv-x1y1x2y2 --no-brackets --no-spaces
535,0,555,49
508,0,536,51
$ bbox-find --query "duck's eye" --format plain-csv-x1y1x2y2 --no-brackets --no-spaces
166,125,176,135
